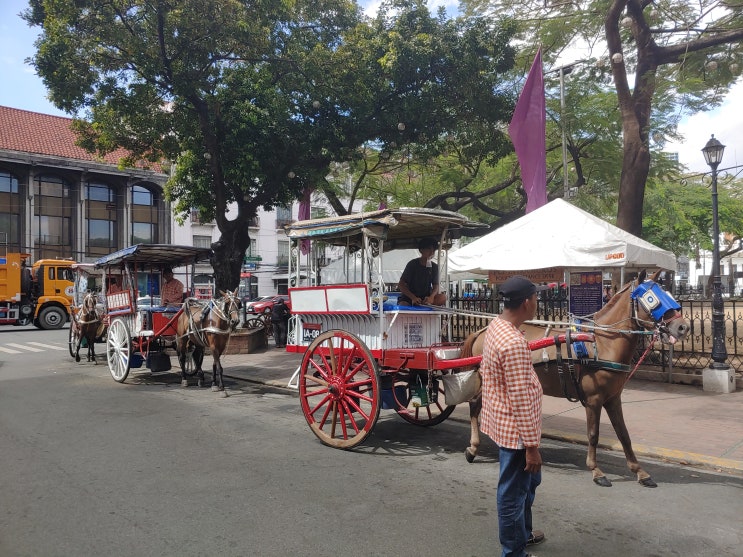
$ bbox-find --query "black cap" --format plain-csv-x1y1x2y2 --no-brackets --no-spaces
417,237,439,251
163,267,173,274
499,275,549,302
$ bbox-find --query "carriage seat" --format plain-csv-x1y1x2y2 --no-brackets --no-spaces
382,303,434,311
144,307,180,336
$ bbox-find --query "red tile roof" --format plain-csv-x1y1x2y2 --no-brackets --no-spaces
0,105,162,172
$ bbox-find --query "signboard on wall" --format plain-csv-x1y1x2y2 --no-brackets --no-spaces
489,267,564,285
569,271,603,315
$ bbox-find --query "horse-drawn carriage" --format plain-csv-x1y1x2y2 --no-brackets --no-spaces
91,244,240,390
284,208,690,487
68,263,108,362
283,208,488,448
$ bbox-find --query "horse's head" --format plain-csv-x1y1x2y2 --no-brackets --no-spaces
82,291,98,317
217,289,241,332
629,270,689,345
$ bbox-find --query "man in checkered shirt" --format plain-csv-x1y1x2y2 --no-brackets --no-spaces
481,275,547,557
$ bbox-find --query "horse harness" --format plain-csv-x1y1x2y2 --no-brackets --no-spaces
182,295,237,347
547,278,682,406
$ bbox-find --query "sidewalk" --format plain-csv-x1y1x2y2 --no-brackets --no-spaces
220,346,743,477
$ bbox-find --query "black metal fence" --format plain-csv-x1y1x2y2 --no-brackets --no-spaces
447,284,742,374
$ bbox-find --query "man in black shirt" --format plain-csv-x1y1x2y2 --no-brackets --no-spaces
398,237,446,306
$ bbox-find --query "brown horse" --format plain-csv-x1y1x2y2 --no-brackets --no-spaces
461,270,690,487
175,289,240,395
74,292,104,363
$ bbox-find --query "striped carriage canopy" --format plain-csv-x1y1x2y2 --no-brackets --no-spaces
283,207,487,251
93,244,212,269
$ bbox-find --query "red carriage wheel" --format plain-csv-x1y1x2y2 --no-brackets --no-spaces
299,330,381,449
393,373,456,426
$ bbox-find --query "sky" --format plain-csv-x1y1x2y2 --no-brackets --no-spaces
1,0,740,174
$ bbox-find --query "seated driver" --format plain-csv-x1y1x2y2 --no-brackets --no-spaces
397,237,447,306
161,267,185,307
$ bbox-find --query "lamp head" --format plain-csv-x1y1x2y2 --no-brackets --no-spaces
702,134,725,169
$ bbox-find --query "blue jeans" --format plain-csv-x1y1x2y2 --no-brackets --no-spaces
497,446,542,557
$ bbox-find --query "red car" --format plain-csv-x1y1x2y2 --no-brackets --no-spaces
243,294,291,314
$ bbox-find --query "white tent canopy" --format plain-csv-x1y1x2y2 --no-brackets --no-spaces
448,199,677,274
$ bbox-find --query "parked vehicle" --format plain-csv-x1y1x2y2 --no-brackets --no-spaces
244,294,291,314
0,251,75,329
136,296,161,308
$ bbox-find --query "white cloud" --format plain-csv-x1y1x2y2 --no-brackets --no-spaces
665,81,743,175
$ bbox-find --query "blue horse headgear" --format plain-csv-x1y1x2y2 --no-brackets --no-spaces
631,281,681,321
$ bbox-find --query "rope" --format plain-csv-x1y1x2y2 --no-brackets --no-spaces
420,304,656,337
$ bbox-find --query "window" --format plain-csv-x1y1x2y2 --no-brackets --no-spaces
131,185,159,244
0,171,19,193
276,205,293,228
34,175,73,259
132,222,155,244
0,172,21,248
277,239,290,267
86,182,117,257
132,186,153,205
193,235,212,249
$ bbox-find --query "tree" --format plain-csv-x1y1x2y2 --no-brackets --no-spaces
25,0,364,290
643,174,743,264
314,1,519,225
461,0,743,236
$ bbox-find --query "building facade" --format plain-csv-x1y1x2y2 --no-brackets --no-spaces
0,106,171,262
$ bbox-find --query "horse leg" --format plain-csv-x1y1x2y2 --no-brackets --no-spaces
89,336,97,364
465,394,482,463
195,346,205,388
75,338,82,363
604,395,656,487
585,400,612,487
211,353,227,396
177,339,190,387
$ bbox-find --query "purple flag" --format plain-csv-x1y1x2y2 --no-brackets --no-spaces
508,48,546,213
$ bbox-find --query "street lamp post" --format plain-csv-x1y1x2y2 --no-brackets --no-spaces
701,134,728,370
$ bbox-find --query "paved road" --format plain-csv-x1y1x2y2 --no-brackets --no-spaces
1,341,742,557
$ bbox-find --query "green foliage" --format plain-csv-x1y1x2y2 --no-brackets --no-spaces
459,0,743,237
642,174,743,260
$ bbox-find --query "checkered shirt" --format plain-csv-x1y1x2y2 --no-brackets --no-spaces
161,278,184,306
480,316,543,449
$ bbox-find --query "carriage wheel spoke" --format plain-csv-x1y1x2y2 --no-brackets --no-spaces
300,330,380,448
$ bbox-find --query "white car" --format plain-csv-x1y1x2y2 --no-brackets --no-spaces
137,296,161,308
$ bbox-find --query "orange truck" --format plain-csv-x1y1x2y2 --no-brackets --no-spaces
0,252,75,329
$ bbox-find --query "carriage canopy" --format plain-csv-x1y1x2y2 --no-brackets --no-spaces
284,207,488,251
94,244,212,269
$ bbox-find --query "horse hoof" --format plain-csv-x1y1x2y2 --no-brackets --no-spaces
75,355,80,362
181,380,189,387
639,477,657,488
211,385,219,392
197,380,204,388
593,476,612,487
464,448,476,464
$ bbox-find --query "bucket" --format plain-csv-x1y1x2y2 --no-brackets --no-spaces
129,354,144,368
146,351,171,372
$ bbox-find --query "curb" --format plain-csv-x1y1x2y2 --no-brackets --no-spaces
541,429,743,477
225,372,743,478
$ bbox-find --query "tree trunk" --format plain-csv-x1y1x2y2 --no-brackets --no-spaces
616,132,650,236
209,222,251,293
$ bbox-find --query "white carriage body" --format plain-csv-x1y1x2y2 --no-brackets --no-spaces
284,208,487,370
